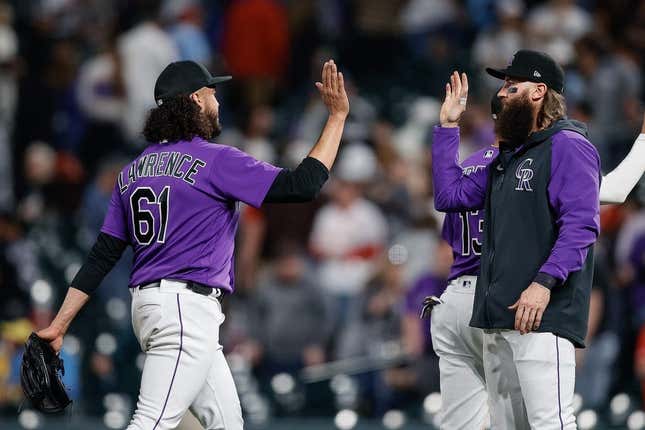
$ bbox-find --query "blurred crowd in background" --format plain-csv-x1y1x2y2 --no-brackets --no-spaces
0,0,644,428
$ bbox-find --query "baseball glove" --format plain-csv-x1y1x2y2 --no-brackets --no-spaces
419,295,443,319
20,333,71,413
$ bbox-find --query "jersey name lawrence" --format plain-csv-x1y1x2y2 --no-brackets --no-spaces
117,151,208,193
100,137,281,292
442,146,498,281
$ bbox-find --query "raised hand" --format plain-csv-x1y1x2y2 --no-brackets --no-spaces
315,59,349,120
439,71,469,128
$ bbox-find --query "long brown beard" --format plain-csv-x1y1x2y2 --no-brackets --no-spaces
494,93,535,148
204,107,222,139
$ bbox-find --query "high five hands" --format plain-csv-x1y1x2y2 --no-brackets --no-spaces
315,59,350,120
440,71,469,128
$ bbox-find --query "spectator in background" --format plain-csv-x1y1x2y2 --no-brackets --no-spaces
0,319,34,411
240,105,278,163
526,0,592,64
637,328,645,409
118,0,178,143
570,36,642,169
628,232,645,327
614,193,645,407
622,1,645,58
400,0,459,58
251,244,330,378
0,1,17,211
13,34,83,163
222,0,289,107
161,0,211,64
575,247,621,409
309,143,388,357
402,241,451,361
346,0,406,88
473,0,525,92
381,241,452,404
77,159,133,307
367,123,414,235
338,258,406,414
17,142,57,223
0,215,30,322
76,30,128,172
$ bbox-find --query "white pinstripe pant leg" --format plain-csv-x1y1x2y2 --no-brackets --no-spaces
127,280,242,430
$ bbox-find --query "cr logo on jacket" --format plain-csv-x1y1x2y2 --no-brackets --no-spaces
515,158,534,191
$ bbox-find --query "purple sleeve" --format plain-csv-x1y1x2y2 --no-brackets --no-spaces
100,182,129,242
432,126,488,212
537,131,600,286
210,146,282,208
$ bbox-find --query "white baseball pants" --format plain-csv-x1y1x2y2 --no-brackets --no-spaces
429,276,486,429
484,330,576,430
127,279,243,430
431,276,529,430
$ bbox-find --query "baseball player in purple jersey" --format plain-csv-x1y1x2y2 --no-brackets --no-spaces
35,59,349,429
430,58,645,429
430,134,502,430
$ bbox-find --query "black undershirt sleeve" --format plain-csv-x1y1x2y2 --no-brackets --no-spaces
71,232,128,295
263,156,330,203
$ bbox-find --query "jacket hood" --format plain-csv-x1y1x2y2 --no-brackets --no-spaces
527,118,589,145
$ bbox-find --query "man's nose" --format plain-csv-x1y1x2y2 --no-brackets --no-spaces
497,87,507,98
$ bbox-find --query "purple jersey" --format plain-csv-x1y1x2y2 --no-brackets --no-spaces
100,137,281,292
440,146,498,281
433,125,600,285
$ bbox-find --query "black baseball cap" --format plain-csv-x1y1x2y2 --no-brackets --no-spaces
154,61,232,106
486,50,565,94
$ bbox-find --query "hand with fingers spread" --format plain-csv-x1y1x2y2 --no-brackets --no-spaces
508,282,551,335
440,71,469,128
315,59,349,120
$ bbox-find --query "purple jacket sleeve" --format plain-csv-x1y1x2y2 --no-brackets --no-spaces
432,126,488,212
537,131,601,288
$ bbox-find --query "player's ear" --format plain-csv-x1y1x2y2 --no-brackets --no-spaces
190,91,204,110
530,83,547,102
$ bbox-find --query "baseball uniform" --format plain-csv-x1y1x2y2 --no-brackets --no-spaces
101,139,281,430
432,132,529,430
432,141,497,430
40,59,344,430
434,120,601,429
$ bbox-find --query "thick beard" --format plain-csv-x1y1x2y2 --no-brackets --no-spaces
204,107,222,139
494,93,535,148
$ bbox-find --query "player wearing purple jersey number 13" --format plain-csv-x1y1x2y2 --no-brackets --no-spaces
36,59,350,430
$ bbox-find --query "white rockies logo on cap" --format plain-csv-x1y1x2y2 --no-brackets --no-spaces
484,150,494,159
533,70,542,78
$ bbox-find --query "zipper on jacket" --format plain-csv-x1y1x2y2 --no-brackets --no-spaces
486,166,504,327
487,159,510,327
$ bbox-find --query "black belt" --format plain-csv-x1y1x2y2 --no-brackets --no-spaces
139,280,223,302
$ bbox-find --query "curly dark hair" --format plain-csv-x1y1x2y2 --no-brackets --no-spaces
142,94,216,143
